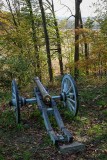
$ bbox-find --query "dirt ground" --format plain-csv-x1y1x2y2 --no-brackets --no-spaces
0,80,107,160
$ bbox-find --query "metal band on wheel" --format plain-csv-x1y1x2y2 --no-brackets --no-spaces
61,74,79,116
12,80,20,123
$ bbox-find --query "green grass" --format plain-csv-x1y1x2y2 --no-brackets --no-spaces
97,154,107,160
87,124,105,136
0,154,5,160
0,90,11,103
0,109,16,129
102,109,107,116
41,135,53,147
23,151,32,160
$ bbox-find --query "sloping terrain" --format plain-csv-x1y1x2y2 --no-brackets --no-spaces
0,79,107,160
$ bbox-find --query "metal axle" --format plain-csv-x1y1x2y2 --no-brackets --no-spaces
11,97,37,107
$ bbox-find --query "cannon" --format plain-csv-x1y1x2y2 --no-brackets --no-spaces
10,74,79,146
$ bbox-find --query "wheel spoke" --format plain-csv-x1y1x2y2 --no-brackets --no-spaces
12,92,16,98
67,97,76,104
66,100,75,112
68,93,74,97
66,86,72,94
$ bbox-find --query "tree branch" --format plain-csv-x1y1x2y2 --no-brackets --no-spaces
59,0,75,18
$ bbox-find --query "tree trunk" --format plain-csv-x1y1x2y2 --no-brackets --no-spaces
39,0,53,82
79,10,89,75
26,0,41,78
74,0,82,80
51,0,63,75
6,0,18,27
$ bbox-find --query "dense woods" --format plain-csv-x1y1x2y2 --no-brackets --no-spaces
0,0,107,87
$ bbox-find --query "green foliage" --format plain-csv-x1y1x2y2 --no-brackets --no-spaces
29,109,41,119
100,18,107,35
84,17,94,29
16,123,25,131
23,151,31,160
102,110,107,116
41,135,52,147
0,7,50,88
0,155,5,160
97,154,107,160
57,103,75,123
87,124,103,136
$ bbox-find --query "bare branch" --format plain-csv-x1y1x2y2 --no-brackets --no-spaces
59,0,75,18
67,15,75,20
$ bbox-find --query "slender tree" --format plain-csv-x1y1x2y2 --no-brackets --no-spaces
25,0,41,78
79,10,89,75
38,0,53,82
74,0,82,80
46,0,63,75
6,0,18,26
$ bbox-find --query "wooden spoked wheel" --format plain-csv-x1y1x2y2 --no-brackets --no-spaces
61,74,79,116
12,80,20,123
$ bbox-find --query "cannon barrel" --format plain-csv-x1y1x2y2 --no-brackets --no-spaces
34,77,51,101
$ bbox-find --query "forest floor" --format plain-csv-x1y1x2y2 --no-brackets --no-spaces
0,77,107,160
